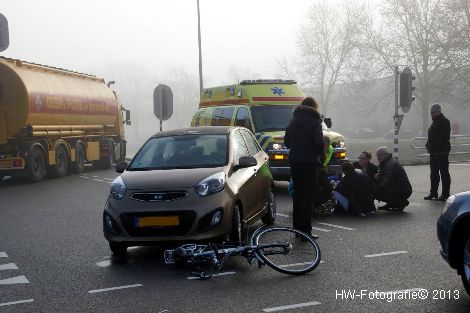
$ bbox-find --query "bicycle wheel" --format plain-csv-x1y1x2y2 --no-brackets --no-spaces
253,227,321,275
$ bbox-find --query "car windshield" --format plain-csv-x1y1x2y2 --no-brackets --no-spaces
251,105,296,132
251,105,329,132
128,134,228,170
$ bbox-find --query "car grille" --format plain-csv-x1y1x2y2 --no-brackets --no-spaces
130,191,188,202
120,211,196,237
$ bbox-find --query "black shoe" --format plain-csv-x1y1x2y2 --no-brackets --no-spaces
437,194,449,202
424,193,438,200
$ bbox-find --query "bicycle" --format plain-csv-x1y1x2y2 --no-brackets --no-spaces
164,226,321,279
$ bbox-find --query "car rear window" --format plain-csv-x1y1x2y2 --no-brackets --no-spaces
128,134,228,170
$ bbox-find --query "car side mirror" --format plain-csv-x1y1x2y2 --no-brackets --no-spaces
324,117,332,129
115,161,128,173
234,156,257,171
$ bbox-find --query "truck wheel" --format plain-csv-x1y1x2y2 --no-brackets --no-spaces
71,143,85,174
51,145,69,178
27,147,47,182
96,142,115,169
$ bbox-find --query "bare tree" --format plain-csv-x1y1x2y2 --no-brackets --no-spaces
364,0,470,134
291,0,366,115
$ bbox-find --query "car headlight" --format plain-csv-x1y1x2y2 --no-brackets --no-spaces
268,142,286,150
110,176,127,200
441,195,456,215
339,140,345,148
194,172,225,197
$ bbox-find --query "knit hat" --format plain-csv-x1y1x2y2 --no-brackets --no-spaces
430,103,442,113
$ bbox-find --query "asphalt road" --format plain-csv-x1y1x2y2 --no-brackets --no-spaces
1,164,470,313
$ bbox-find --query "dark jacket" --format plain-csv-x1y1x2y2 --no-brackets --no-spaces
426,114,451,154
335,172,375,214
284,106,324,165
374,154,412,197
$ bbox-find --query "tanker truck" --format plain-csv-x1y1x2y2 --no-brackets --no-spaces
0,57,131,182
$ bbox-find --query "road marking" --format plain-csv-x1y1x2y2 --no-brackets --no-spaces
279,261,324,268
262,301,321,312
0,275,29,285
276,213,291,218
88,284,143,294
311,226,330,232
80,176,89,179
92,176,99,178
93,179,104,182
0,252,7,258
0,263,18,271
96,260,112,268
315,222,355,231
187,271,236,280
0,299,34,307
365,251,408,258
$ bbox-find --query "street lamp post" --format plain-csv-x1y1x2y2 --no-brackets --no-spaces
197,0,204,93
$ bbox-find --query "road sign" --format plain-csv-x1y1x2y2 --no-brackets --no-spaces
153,84,173,121
0,13,9,52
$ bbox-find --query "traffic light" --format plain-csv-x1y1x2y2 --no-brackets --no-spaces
400,66,415,113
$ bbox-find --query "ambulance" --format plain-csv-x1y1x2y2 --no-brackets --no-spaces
191,79,346,180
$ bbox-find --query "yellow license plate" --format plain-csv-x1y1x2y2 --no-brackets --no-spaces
136,216,179,227
274,155,284,160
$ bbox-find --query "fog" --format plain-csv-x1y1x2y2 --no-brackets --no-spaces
2,0,469,155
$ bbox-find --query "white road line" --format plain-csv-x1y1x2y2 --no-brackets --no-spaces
0,263,18,271
88,284,143,294
279,261,324,268
187,271,236,280
0,252,7,258
315,222,355,231
262,301,321,312
311,227,331,232
0,275,29,285
365,251,408,258
276,213,291,218
0,299,34,307
92,176,99,178
93,179,104,182
80,176,89,179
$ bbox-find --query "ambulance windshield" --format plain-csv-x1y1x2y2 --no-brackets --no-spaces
251,105,296,133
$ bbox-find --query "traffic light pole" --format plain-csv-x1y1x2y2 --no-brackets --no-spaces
393,66,404,160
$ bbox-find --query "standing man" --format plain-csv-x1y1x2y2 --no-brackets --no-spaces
424,103,451,201
285,97,324,237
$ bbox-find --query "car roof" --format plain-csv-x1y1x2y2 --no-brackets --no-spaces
151,126,234,138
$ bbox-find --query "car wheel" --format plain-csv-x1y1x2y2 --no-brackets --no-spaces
261,190,276,225
461,235,470,296
109,242,127,257
229,205,244,244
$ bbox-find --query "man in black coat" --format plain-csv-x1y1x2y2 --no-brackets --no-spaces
424,103,451,201
285,97,324,236
334,161,376,216
374,147,412,211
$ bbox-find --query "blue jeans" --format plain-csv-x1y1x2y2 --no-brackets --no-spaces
332,191,349,212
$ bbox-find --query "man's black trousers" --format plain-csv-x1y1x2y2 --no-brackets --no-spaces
290,163,318,234
430,153,451,196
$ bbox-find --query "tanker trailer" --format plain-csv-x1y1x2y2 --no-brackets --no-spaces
0,57,131,182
